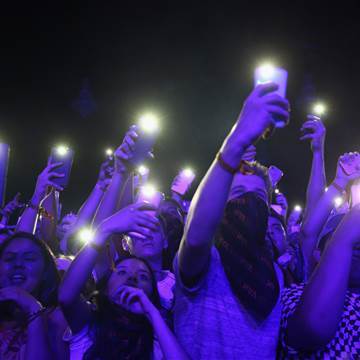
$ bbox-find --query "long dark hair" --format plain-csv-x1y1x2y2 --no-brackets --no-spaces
0,232,60,308
84,256,161,360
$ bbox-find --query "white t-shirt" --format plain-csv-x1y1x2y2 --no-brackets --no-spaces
174,246,284,360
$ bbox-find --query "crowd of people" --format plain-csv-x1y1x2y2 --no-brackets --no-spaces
0,81,359,359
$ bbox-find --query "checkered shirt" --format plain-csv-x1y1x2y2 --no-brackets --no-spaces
279,284,360,359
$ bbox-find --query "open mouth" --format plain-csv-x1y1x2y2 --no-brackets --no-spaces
10,274,26,285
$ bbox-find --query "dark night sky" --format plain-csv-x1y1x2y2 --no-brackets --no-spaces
1,2,360,213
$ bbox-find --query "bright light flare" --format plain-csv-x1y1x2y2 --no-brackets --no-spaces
78,227,95,244
334,197,344,208
138,113,159,134
138,165,150,176
140,184,156,199
56,145,69,156
182,168,195,178
294,205,302,212
105,148,113,156
274,189,280,194
257,63,275,80
313,103,326,116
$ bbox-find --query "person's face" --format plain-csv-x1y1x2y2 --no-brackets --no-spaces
107,258,153,300
126,223,167,260
0,238,45,294
56,213,77,240
266,216,287,256
228,173,268,204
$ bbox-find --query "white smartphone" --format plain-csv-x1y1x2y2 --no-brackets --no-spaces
171,169,196,196
254,65,288,128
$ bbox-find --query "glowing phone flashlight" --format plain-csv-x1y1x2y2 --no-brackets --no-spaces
78,227,95,244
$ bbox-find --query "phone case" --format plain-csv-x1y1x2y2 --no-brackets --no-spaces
129,127,158,166
171,171,196,196
254,66,288,128
49,148,74,188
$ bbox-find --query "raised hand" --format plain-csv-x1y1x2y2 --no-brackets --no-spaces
97,159,114,191
300,115,326,152
222,83,290,167
114,126,139,174
32,163,64,205
268,165,284,188
334,152,360,189
1,193,24,217
98,202,160,239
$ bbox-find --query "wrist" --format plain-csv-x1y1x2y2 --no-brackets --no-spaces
219,141,247,170
332,178,348,191
30,194,42,206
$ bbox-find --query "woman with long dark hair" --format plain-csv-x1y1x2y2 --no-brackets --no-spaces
59,202,189,360
0,232,68,359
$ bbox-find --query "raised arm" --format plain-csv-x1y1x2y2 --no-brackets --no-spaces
92,127,137,227
16,163,63,234
58,202,159,331
300,116,327,222
301,153,357,277
286,204,360,351
178,83,290,281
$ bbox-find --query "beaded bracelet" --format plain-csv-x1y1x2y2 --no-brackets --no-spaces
216,152,240,174
27,307,47,325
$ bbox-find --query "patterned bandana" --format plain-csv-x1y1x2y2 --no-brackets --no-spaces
216,192,280,323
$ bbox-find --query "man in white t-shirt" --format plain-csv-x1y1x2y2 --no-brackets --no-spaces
174,83,290,359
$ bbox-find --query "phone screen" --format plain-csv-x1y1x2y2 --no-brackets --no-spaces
49,148,74,188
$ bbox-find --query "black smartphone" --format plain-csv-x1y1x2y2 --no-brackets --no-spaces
49,147,74,188
129,121,159,166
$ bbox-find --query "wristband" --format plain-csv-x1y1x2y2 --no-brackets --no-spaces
332,182,347,196
216,152,240,174
27,307,46,325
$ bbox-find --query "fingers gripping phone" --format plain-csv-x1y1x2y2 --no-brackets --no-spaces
49,147,74,188
128,186,165,240
129,116,159,166
171,169,196,196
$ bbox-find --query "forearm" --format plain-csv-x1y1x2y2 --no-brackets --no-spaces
301,184,340,265
92,172,129,226
179,147,243,277
149,310,189,360
76,183,105,228
118,175,133,210
59,231,108,306
25,316,52,360
16,194,41,233
38,191,57,248
287,238,352,349
304,148,326,221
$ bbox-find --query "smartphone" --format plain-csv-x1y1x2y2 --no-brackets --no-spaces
49,147,74,188
254,65,288,128
351,181,360,207
129,124,159,166
339,154,360,176
171,169,196,196
136,187,165,210
271,204,283,216
128,187,165,239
